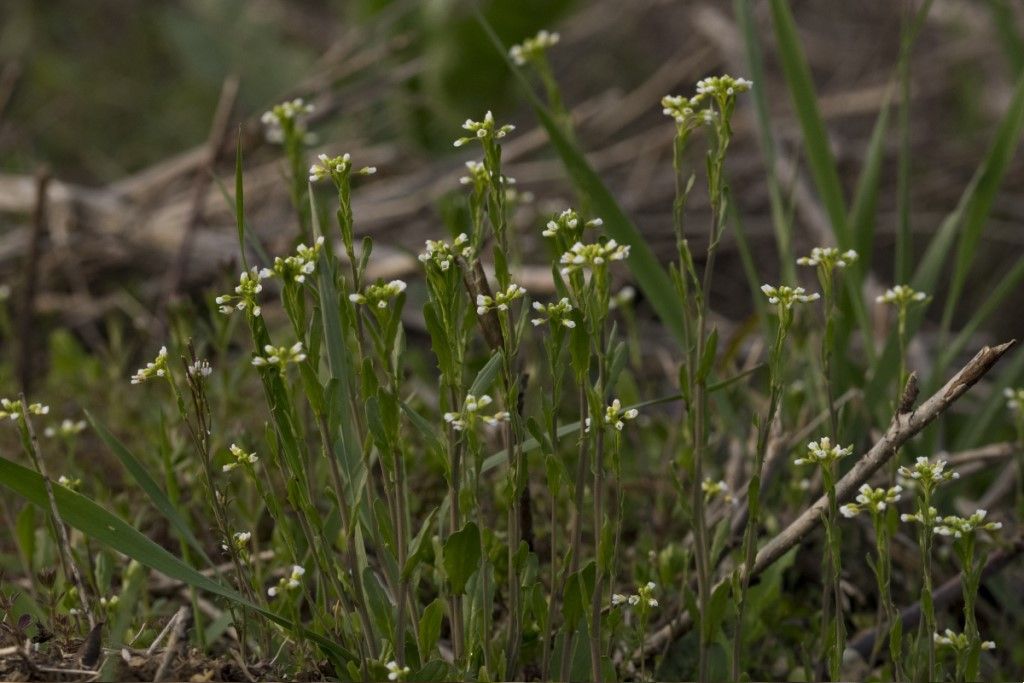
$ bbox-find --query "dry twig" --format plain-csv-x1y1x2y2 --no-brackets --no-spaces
639,341,1016,658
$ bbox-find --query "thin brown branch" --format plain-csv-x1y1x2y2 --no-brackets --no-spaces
639,341,1016,657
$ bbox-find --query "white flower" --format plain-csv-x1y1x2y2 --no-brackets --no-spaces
57,475,82,491
350,280,407,309
44,418,88,439
453,110,515,147
876,284,926,307
419,233,473,272
541,209,602,239
587,398,639,432
609,286,636,310
793,437,852,467
261,98,314,144
797,247,858,270
897,456,959,491
611,593,627,606
262,237,325,284
1004,387,1024,413
531,298,576,329
187,359,213,378
695,74,753,98
559,240,630,276
445,393,508,432
760,284,820,310
385,660,411,681
130,346,169,384
223,443,259,472
933,509,1002,539
215,268,266,318
252,342,307,370
268,565,305,598
840,483,902,519
476,283,527,315
509,29,560,65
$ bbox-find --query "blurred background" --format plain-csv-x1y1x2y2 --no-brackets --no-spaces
0,0,1023,382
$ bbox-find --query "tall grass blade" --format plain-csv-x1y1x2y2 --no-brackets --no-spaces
767,0,849,245
86,410,214,568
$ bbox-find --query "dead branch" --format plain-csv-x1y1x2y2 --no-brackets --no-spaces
639,341,1016,658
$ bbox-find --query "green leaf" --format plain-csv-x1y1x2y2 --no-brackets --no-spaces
476,12,686,344
469,351,503,398
417,598,445,659
403,507,439,581
698,328,719,383
0,452,352,667
561,560,595,627
86,410,213,568
443,521,482,595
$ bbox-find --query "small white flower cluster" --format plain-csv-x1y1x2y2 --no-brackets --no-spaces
611,581,658,609
308,153,376,183
702,478,735,505
761,284,821,310
559,240,630,276
251,342,307,370
933,628,995,651
261,237,325,284
661,94,717,128
223,443,259,473
531,298,576,329
261,98,314,144
57,475,82,491
586,398,639,432
0,401,49,421
476,283,527,315
876,285,926,307
350,280,407,309
541,209,603,239
267,564,305,597
130,346,169,385
443,394,510,432
453,111,515,148
509,29,560,65
98,595,120,610
187,359,213,379
901,505,938,526
662,75,752,130
1003,387,1024,413
216,268,266,317
44,418,87,439
419,233,473,272
794,437,853,467
840,483,902,518
797,247,858,270
695,75,754,99
897,457,959,489
933,509,1002,538
222,531,252,553
385,661,411,681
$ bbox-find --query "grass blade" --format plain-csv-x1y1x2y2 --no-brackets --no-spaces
767,0,849,245
86,409,214,568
